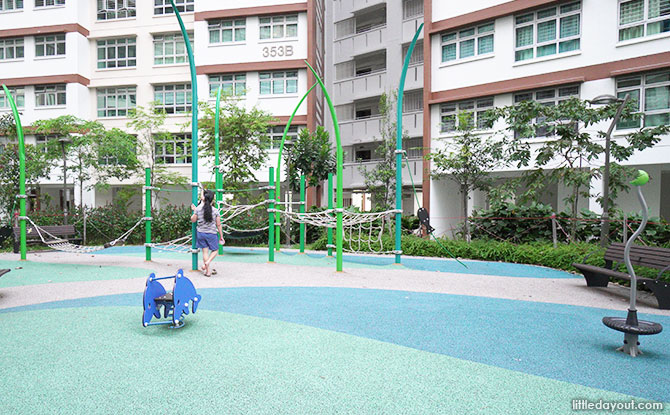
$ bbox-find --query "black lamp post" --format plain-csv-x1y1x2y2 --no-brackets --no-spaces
588,93,630,247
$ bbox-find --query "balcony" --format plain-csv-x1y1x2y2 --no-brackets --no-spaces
343,158,423,188
334,24,386,63
339,116,383,147
401,110,423,137
334,70,387,102
402,17,424,44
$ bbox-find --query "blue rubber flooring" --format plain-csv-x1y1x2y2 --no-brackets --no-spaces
3,287,667,401
95,246,577,279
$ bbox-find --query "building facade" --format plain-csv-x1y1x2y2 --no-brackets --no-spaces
325,0,425,214
424,0,670,236
1,0,669,237
0,0,325,214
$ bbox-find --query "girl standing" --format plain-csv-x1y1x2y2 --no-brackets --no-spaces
190,190,225,277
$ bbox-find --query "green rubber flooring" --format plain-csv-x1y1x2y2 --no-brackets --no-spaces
2,306,660,415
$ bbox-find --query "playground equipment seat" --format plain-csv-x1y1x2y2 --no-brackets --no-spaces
142,269,201,328
0,269,9,278
13,224,81,253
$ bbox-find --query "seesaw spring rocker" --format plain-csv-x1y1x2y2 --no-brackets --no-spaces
142,269,201,329
602,170,663,356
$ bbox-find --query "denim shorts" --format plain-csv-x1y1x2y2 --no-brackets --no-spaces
196,232,219,251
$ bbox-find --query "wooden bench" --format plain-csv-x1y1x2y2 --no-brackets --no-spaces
12,224,81,253
573,242,670,309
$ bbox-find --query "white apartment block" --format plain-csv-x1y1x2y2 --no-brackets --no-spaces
0,0,325,214
325,0,425,213
1,0,669,237
424,0,670,237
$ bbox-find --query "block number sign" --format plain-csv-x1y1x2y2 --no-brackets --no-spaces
262,45,294,58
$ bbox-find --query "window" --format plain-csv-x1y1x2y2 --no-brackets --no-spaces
0,0,23,11
515,1,581,61
209,74,246,97
259,15,298,40
403,137,423,158
402,90,424,113
441,22,494,63
617,70,670,128
403,0,423,19
155,134,191,164
35,34,65,57
265,125,299,150
97,87,136,117
259,71,298,95
440,97,494,132
35,84,66,107
209,19,246,43
513,85,580,137
97,38,136,69
0,86,24,108
402,43,424,65
154,84,192,114
154,33,191,65
35,135,58,153
154,0,193,15
35,0,64,7
0,38,23,60
619,0,670,40
97,0,135,20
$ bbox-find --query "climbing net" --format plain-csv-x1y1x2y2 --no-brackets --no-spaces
216,199,270,235
23,216,145,254
279,208,400,254
151,234,193,253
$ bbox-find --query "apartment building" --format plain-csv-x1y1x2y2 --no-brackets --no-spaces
0,0,325,213
423,0,670,236
325,0,424,213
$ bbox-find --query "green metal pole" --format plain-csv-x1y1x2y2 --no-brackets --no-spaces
214,86,223,255
145,168,151,261
275,82,318,251
304,61,343,272
169,0,198,271
327,172,333,257
396,24,424,265
2,84,26,260
268,167,275,263
299,174,305,253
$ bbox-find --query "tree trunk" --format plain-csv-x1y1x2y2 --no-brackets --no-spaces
462,183,470,242
570,185,579,241
61,143,68,225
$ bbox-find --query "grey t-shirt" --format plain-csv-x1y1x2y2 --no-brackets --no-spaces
195,203,219,235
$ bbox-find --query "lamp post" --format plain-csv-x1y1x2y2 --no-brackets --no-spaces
58,136,72,225
588,93,630,247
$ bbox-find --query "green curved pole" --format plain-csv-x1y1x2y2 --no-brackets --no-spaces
396,24,424,265
169,0,198,271
274,82,318,251
304,61,344,272
2,84,26,260
214,86,223,255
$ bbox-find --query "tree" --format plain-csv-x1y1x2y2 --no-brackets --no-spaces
429,112,507,241
487,98,668,239
127,104,188,201
32,116,101,223
284,126,336,192
359,91,408,211
0,143,51,220
93,127,142,187
199,97,275,189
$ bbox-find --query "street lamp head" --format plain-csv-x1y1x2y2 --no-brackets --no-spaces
588,94,623,105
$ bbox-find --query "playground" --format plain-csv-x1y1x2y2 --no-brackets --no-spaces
1,3,669,413
1,247,669,414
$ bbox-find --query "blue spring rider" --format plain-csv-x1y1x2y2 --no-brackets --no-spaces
142,269,201,329
602,170,663,356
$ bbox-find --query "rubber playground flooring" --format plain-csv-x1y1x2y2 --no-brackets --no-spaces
98,245,577,279
0,251,668,414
